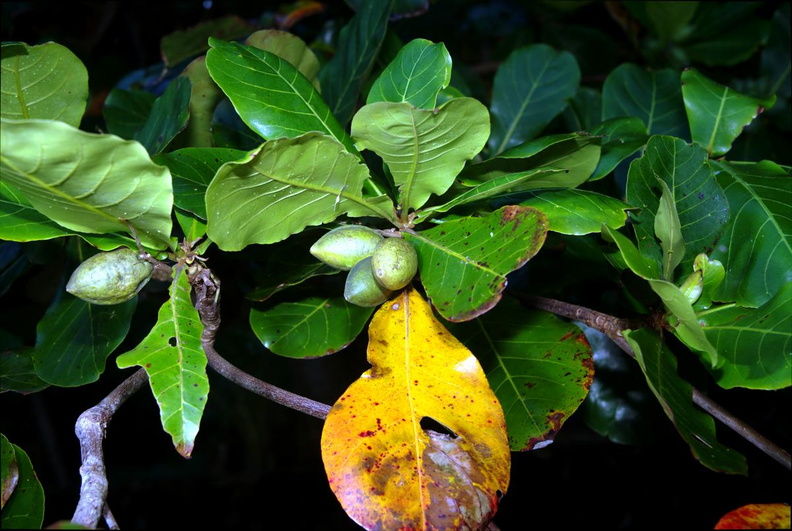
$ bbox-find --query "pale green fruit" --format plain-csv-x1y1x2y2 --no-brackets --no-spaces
66,247,154,305
310,225,383,271
370,238,418,291
344,256,392,307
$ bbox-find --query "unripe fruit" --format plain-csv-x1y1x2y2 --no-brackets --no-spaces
370,237,418,291
66,247,154,305
310,225,383,271
344,256,392,307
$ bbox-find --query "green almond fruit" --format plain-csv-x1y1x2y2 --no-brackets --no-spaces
370,237,418,291
344,256,392,307
66,247,154,305
310,225,383,271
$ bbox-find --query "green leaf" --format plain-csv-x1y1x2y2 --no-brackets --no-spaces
103,88,157,140
0,119,174,250
0,349,49,394
602,64,688,138
116,267,209,458
452,301,593,451
624,328,747,474
175,57,225,149
710,160,792,307
318,0,393,125
206,133,393,251
33,293,136,387
250,296,374,358
699,282,792,390
205,38,357,154
0,41,88,127
644,1,698,43
405,205,548,322
654,178,686,279
0,440,44,529
244,29,321,90
135,77,192,156
602,225,718,367
590,117,649,181
458,133,601,191
155,147,246,220
682,68,776,157
626,136,729,276
160,14,255,68
351,99,490,212
366,38,452,109
489,44,580,155
517,189,630,235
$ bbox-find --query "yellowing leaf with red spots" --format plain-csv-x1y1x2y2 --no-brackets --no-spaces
321,287,511,530
715,503,791,529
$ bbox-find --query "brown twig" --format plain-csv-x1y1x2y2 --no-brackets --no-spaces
521,294,792,471
71,368,148,529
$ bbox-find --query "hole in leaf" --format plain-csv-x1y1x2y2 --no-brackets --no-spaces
168,337,177,347
420,417,458,439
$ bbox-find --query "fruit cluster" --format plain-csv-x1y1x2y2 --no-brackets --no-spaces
310,225,419,307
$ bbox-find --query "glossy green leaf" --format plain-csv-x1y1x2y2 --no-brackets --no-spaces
318,0,393,125
699,282,792,390
517,189,630,235
116,267,209,458
366,38,452,108
624,328,747,474
205,38,357,154
206,133,394,251
452,301,594,451
103,88,157,140
489,44,580,154
245,29,321,90
352,99,490,212
250,296,374,358
654,178,685,279
0,41,88,127
602,64,688,138
682,68,776,157
458,133,601,191
405,205,548,322
135,76,192,156
155,147,246,220
33,293,136,387
590,117,649,181
0,440,44,529
602,225,718,367
626,136,729,276
173,209,206,243
0,119,174,250
710,160,792,307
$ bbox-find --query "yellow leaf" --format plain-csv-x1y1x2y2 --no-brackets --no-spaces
321,287,511,530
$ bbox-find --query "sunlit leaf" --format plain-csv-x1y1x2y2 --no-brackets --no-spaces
250,296,374,358
33,293,136,387
710,160,792,307
699,282,792,390
116,267,209,458
0,42,88,127
206,38,357,154
245,29,321,90
405,205,548,322
624,328,747,474
321,287,510,530
714,503,791,530
352,99,490,212
682,68,776,157
367,38,452,109
489,44,580,154
0,440,44,529
206,133,394,251
0,119,174,250
516,189,630,235
451,301,594,451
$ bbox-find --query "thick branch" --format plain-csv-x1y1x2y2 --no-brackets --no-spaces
521,294,792,471
72,368,148,529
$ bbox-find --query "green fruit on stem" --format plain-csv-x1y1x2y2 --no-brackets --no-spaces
344,256,392,307
371,237,418,291
310,225,383,271
66,247,154,305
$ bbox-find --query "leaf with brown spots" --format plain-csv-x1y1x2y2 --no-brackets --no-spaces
405,205,548,322
321,287,511,530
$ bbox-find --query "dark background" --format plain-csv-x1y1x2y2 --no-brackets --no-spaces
2,1,790,529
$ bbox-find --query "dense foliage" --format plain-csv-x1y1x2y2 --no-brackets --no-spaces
1,1,790,529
